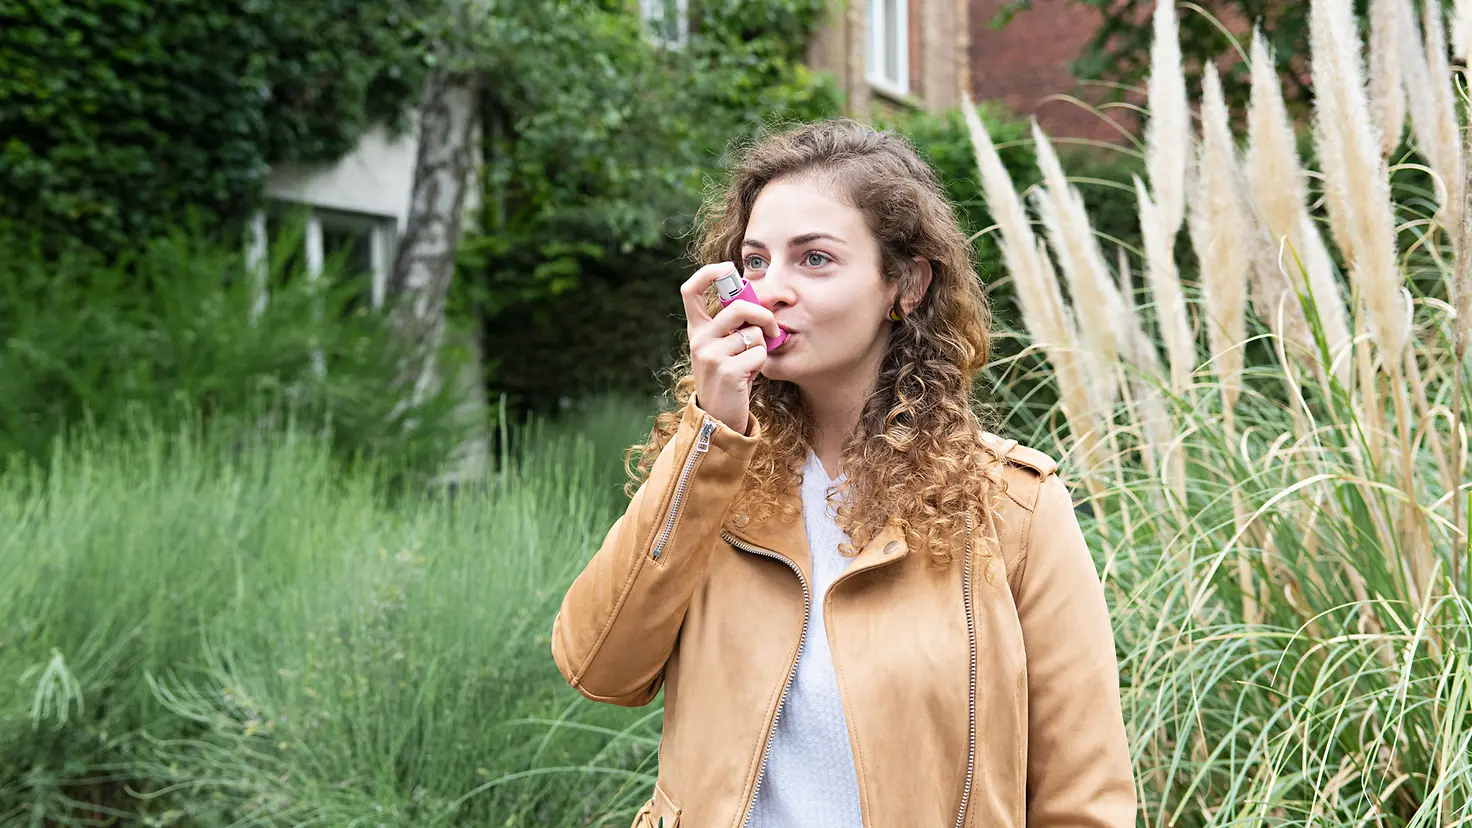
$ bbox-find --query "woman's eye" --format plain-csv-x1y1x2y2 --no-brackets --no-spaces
804,251,831,267
744,255,768,271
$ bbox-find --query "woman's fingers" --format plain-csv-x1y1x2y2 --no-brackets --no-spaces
723,325,767,356
680,262,738,326
682,263,770,434
725,336,769,383
701,300,777,344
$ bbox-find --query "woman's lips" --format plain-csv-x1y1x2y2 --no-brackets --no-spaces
769,331,795,353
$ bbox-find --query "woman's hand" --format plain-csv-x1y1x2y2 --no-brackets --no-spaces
681,263,781,434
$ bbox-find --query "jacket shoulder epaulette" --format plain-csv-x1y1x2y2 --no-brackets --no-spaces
979,431,1059,513
979,431,1059,478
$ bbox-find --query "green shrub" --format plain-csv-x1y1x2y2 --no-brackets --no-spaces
461,0,842,417
0,0,429,257
0,223,469,482
471,245,689,415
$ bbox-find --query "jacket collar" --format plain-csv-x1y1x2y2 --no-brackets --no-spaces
724,492,910,584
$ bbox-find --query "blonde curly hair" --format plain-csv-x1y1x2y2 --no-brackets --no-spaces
625,118,1007,567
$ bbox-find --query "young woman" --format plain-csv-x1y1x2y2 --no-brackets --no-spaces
551,119,1135,828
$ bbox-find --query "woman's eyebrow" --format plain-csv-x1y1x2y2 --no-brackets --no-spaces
741,232,847,249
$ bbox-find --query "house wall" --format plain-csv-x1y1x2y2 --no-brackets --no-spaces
805,0,971,120
968,0,1132,141
264,85,480,230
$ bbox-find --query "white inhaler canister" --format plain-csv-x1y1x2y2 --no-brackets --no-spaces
714,269,789,351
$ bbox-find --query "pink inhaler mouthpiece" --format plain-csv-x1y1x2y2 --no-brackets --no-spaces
714,270,789,350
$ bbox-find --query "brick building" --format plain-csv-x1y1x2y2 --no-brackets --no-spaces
968,0,1131,141
803,0,973,119
798,0,1132,140
642,0,1137,137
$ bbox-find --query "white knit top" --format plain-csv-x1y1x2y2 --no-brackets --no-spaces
745,450,865,828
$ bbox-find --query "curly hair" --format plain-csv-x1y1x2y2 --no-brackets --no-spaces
625,118,1007,567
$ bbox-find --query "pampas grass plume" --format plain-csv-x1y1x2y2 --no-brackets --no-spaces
1310,0,1410,359
1246,27,1353,376
1146,0,1190,241
1135,175,1195,391
1368,0,1407,156
1189,62,1250,410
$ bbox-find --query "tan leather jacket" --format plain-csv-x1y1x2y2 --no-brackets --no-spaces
552,398,1136,827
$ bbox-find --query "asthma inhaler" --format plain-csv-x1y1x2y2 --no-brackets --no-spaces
715,269,789,351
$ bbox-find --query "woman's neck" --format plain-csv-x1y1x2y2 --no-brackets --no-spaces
801,378,874,481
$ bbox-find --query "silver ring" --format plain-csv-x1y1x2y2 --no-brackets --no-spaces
740,330,754,349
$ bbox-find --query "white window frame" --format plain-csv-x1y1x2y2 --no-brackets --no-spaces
245,204,397,374
640,0,689,50
866,0,910,97
305,208,396,309
247,204,396,310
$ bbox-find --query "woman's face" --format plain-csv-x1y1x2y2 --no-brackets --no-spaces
740,176,897,389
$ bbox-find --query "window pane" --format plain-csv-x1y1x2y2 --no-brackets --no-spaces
641,0,686,47
868,0,882,77
321,226,371,277
265,204,309,290
885,0,900,84
321,224,374,317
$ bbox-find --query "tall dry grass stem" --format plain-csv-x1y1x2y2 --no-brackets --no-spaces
1187,60,1258,622
1116,245,1184,507
1453,137,1472,572
1311,0,1417,575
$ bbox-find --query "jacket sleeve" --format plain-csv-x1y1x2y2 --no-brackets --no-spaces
1018,474,1137,826
551,397,759,707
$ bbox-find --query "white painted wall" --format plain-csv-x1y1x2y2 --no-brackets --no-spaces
263,84,481,230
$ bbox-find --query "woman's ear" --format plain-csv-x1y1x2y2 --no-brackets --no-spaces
901,257,934,315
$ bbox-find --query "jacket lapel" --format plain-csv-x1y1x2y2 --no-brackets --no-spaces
829,518,910,590
726,499,911,587
723,492,813,584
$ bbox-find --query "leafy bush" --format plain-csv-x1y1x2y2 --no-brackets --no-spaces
472,245,689,415
0,224,469,481
461,0,842,416
0,0,430,257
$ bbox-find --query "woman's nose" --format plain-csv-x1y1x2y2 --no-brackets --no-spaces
755,265,796,309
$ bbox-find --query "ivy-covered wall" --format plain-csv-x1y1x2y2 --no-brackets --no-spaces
0,0,431,256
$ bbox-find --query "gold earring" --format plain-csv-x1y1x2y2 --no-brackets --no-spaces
888,307,903,322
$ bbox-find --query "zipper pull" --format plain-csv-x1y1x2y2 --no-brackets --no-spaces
695,418,716,454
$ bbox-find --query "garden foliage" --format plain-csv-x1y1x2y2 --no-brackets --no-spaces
0,0,432,256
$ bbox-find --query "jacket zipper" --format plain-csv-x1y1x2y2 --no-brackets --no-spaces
722,531,811,828
954,512,977,828
649,418,717,560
